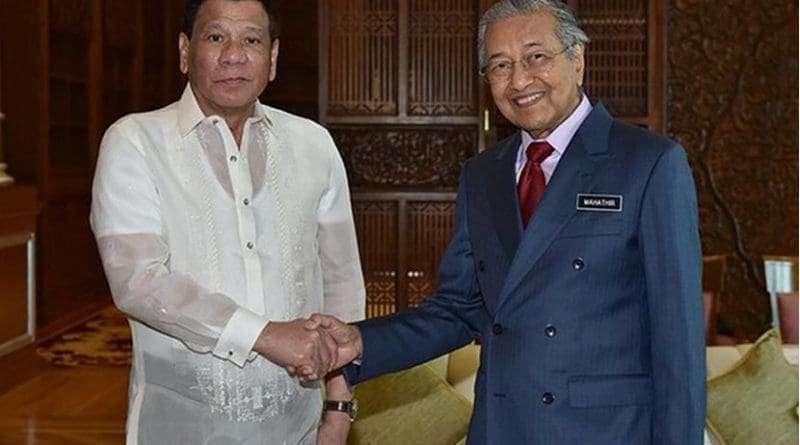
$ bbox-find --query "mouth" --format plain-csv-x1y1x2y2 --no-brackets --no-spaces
512,91,545,107
215,77,249,85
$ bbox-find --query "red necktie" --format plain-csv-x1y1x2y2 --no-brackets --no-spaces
518,141,553,227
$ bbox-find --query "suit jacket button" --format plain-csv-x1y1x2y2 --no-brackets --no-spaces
492,324,503,335
544,324,557,337
572,258,585,270
541,392,555,405
478,260,486,272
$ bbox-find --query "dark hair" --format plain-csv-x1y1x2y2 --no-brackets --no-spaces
182,0,280,41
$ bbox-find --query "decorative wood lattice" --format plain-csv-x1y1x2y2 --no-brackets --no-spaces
668,0,798,340
331,126,476,187
327,0,398,115
406,201,456,306
352,195,456,318
353,201,398,318
576,0,648,117
407,0,478,116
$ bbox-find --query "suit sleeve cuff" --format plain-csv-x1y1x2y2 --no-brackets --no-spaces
212,307,268,367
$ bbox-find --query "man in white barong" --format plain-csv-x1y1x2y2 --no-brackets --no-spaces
90,0,364,443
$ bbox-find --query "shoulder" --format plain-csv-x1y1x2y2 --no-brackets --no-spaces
261,105,332,143
606,119,686,170
102,101,179,145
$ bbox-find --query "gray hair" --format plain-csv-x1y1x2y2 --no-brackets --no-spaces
477,0,590,69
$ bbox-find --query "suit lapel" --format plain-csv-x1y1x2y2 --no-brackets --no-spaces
498,102,615,304
485,133,523,263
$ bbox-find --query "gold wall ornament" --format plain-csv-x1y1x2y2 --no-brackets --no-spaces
0,112,13,186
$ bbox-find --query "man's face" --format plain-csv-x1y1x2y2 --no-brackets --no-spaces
179,0,278,117
484,9,585,139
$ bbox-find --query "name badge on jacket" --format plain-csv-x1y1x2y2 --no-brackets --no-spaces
576,193,623,212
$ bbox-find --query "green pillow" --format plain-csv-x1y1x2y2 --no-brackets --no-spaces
348,364,471,445
706,329,799,445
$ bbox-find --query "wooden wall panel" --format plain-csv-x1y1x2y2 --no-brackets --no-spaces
1,0,185,336
330,125,476,187
576,0,648,117
407,0,478,116
353,200,398,318
262,0,318,119
407,201,456,306
326,0,398,115
668,0,798,340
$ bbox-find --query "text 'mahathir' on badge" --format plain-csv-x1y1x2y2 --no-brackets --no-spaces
576,193,623,212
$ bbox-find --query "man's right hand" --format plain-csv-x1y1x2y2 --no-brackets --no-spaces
296,314,362,381
253,319,335,381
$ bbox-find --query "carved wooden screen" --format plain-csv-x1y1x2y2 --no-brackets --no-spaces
572,0,663,129
353,193,456,318
325,0,398,116
407,0,478,117
320,0,481,125
320,1,481,317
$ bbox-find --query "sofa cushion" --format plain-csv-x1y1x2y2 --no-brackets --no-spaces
706,329,798,445
349,363,472,445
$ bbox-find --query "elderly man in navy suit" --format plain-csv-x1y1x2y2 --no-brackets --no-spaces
306,1,705,443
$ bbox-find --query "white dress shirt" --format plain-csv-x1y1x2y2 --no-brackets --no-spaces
90,84,365,444
514,94,593,184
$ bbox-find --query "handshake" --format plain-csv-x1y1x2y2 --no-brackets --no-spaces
254,314,363,382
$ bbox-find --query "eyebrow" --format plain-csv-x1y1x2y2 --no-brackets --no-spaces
486,41,545,61
200,22,267,35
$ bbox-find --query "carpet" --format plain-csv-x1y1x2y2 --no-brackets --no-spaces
36,306,132,367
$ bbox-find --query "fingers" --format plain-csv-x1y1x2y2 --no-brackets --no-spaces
304,316,321,330
267,316,357,382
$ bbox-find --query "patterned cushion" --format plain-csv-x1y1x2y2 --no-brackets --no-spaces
706,329,798,445
349,364,471,445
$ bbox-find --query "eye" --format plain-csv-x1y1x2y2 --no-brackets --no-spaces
207,34,223,43
530,52,547,61
244,37,262,45
492,61,512,73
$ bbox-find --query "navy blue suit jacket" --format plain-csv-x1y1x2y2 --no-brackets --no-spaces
345,102,705,444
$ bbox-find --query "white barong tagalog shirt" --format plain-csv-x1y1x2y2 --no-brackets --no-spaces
90,85,365,445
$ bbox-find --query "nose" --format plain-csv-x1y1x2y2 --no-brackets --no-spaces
220,40,247,64
508,61,534,90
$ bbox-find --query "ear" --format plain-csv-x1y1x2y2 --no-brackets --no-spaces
572,43,586,87
268,39,280,82
178,33,190,75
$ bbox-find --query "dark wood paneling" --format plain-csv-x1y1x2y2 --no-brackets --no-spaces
668,0,798,340
0,0,184,336
330,125,476,188
260,0,318,119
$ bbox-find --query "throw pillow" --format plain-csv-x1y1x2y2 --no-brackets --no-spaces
706,329,798,445
348,363,471,445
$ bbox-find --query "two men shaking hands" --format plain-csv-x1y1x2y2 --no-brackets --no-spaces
253,314,361,382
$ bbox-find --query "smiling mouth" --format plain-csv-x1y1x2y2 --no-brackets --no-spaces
512,92,545,107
